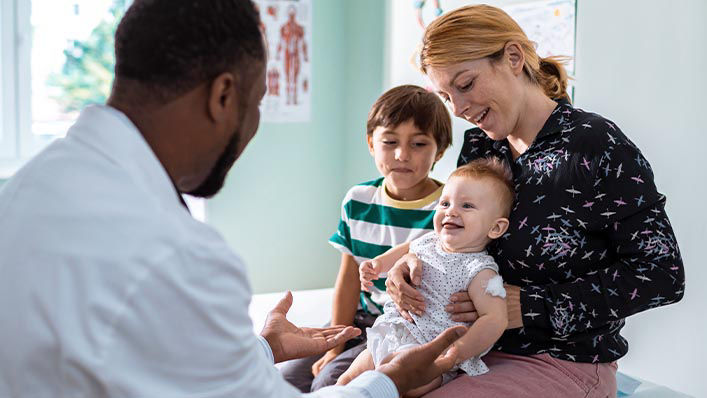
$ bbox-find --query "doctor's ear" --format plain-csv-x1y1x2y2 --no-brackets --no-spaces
207,72,240,124
487,217,510,240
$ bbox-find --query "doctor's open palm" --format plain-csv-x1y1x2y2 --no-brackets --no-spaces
260,291,361,363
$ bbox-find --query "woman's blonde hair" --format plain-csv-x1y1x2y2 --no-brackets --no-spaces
419,4,570,101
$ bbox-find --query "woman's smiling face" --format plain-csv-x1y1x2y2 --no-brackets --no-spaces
426,49,525,142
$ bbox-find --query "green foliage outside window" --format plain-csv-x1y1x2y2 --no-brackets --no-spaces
47,0,125,112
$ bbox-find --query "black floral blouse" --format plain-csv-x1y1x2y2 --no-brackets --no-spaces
459,100,685,363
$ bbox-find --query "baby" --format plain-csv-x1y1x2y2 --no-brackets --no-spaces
337,158,514,396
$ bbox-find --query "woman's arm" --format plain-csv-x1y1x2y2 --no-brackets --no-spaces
451,269,508,361
312,253,360,376
521,198,684,337
521,131,684,338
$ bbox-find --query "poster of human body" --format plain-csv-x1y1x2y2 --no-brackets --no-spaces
255,0,312,123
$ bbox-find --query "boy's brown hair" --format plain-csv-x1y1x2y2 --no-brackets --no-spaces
366,85,452,155
450,157,515,217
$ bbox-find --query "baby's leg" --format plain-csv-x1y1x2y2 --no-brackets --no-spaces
336,348,375,386
404,376,442,397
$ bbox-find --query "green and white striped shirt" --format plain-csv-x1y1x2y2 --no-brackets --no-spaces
329,177,442,314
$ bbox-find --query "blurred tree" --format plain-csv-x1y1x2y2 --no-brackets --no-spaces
47,0,126,112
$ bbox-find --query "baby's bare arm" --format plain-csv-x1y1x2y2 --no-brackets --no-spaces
360,242,412,291
375,242,411,273
451,269,508,361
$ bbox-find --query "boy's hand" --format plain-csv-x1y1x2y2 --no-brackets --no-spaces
359,259,383,292
311,346,342,376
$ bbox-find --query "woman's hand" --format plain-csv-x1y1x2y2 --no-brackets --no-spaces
504,284,523,329
445,284,523,329
311,347,342,376
385,253,426,322
446,291,479,323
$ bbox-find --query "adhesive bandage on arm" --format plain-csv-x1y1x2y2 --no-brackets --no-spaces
483,274,506,298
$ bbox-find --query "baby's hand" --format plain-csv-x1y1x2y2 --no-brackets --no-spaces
359,259,383,292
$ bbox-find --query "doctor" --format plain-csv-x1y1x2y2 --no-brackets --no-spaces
0,1,465,397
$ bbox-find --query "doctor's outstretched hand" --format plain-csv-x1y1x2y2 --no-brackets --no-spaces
260,291,361,363
378,325,467,394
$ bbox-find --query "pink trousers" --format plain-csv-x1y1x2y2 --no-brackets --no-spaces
424,350,618,398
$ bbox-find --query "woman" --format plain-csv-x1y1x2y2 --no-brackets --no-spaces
382,5,685,397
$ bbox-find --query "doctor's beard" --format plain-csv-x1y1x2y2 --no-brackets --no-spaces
185,128,241,199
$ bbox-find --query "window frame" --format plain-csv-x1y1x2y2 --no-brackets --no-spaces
0,0,130,177
0,0,46,177
0,0,18,171
1,0,206,222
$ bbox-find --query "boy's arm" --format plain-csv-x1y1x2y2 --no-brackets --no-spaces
331,253,361,329
451,269,508,361
313,253,360,375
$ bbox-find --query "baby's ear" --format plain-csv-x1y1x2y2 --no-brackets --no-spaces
487,217,509,240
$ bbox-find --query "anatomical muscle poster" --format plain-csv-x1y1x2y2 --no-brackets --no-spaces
255,0,312,123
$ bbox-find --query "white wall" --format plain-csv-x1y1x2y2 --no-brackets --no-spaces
386,0,706,396
574,1,706,396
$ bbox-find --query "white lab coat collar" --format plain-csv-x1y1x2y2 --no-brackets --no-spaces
68,105,183,210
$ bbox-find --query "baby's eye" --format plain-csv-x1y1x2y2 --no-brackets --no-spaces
462,203,475,209
439,201,449,207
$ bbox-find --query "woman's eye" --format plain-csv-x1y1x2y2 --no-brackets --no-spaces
458,80,474,91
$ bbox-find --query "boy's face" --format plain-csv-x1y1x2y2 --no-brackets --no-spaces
433,175,509,253
368,119,442,199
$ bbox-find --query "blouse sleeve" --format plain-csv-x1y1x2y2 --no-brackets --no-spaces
521,124,685,338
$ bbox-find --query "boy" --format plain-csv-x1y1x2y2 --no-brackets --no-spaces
340,158,514,396
279,85,452,391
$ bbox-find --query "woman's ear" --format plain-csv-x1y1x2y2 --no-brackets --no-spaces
504,41,525,76
487,217,510,240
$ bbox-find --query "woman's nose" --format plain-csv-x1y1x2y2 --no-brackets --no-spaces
449,95,469,119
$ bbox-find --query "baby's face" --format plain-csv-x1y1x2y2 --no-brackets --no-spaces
433,175,507,253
